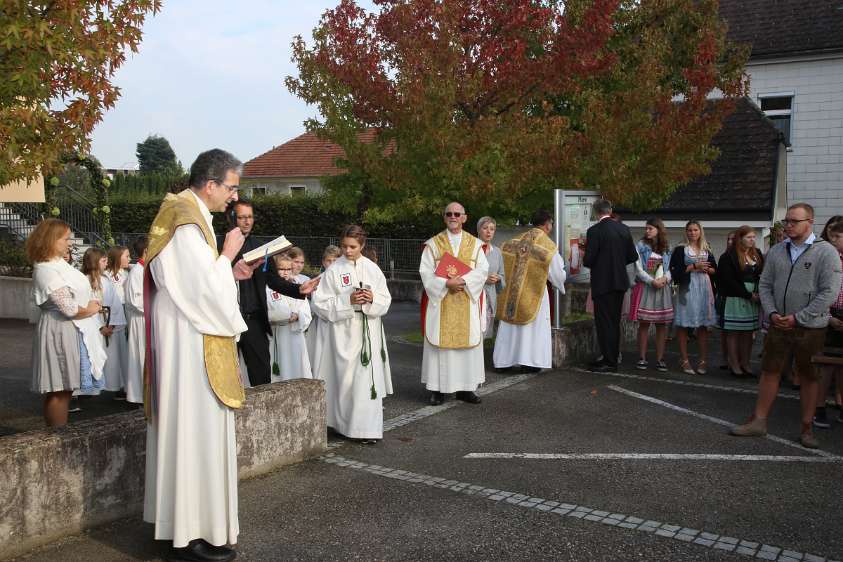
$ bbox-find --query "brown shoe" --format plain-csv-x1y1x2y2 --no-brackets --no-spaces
800,431,819,449
730,417,767,437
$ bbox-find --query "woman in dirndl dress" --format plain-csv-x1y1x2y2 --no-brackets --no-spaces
27,219,105,426
668,220,718,375
717,226,763,377
631,218,673,372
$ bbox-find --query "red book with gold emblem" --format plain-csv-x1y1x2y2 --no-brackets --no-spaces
434,252,473,279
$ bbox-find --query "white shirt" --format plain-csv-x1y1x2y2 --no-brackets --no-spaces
447,230,463,255
787,232,816,264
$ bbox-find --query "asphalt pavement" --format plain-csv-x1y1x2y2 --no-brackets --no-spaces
6,303,843,561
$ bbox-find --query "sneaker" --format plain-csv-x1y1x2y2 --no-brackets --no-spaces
68,405,82,413
679,360,696,375
636,359,648,370
655,360,668,372
800,432,820,449
730,417,767,437
813,409,831,429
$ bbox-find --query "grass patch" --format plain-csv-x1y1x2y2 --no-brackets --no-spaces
561,312,593,324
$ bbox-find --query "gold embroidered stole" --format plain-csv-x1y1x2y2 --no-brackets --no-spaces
431,230,478,349
144,190,244,419
497,228,557,325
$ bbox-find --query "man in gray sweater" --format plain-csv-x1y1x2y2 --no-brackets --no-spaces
731,203,843,448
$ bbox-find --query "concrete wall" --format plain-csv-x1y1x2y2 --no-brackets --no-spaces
746,54,843,231
0,275,37,322
0,379,326,560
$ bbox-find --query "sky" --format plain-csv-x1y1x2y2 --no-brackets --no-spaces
90,0,375,170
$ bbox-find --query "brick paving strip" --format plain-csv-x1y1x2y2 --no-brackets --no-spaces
320,453,840,562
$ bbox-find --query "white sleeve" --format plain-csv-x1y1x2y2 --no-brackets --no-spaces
150,224,247,336
548,253,567,293
311,270,355,323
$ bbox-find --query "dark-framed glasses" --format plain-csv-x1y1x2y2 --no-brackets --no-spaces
445,211,463,218
781,218,809,225
214,180,240,192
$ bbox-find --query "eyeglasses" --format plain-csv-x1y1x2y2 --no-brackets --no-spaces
213,180,240,192
445,212,463,218
781,218,810,225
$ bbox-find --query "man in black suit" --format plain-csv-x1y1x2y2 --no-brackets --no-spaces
583,199,638,372
221,200,318,386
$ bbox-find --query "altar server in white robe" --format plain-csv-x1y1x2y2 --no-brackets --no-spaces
312,225,392,442
124,235,148,404
101,269,128,393
493,209,567,372
420,202,489,406
143,149,277,562
268,254,313,381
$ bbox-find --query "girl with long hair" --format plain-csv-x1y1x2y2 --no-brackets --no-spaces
668,220,718,374
631,218,673,371
717,226,764,377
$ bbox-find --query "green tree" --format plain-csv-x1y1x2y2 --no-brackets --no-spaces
136,134,182,175
287,0,748,220
0,0,161,186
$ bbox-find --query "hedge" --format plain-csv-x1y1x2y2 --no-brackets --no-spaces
109,193,440,239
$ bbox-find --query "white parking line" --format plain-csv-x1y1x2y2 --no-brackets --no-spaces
606,385,841,459
573,367,802,400
463,452,842,463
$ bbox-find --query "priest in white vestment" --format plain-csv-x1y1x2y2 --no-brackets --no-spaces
124,237,147,404
143,150,272,562
420,202,489,406
493,209,566,372
312,225,392,441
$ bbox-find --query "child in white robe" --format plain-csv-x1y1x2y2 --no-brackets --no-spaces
312,226,392,442
306,245,342,360
288,246,310,284
267,255,313,381
103,246,130,397
124,236,148,404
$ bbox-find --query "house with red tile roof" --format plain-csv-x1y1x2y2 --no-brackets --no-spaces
241,130,380,197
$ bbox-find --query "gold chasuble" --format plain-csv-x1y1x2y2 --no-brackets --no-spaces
429,231,480,349
143,190,244,419
497,228,557,325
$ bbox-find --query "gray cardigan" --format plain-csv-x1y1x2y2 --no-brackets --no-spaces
759,239,843,328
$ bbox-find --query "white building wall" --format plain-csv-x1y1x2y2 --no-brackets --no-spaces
745,55,843,231
240,177,325,196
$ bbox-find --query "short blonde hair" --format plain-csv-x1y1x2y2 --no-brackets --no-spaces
25,219,71,264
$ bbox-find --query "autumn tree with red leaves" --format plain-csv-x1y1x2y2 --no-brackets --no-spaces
1,1,161,186
288,0,747,222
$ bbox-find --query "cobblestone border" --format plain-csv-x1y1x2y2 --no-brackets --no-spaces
320,453,839,562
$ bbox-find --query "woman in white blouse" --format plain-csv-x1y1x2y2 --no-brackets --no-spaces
27,219,104,426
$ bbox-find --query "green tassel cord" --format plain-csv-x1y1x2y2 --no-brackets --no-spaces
272,361,279,375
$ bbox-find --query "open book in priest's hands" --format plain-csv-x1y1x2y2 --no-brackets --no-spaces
242,235,293,264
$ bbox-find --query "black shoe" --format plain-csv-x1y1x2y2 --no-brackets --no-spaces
455,391,482,404
429,391,445,406
113,390,127,401
519,366,542,373
591,363,617,373
167,540,236,562
813,409,831,429
588,359,607,370
494,366,513,374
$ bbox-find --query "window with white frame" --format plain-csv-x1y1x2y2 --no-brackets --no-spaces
250,186,267,197
289,185,306,197
759,95,793,147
